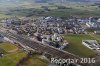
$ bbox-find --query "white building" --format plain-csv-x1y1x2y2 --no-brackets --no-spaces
86,22,98,28
82,40,100,52
58,28,64,34
86,17,100,28
52,33,58,41
94,31,100,34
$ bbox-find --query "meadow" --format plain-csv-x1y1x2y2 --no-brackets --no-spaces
0,42,48,66
0,42,26,66
0,2,100,18
64,34,98,57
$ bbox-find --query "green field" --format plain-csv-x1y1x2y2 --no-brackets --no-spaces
0,13,12,18
0,52,26,66
21,55,48,66
64,34,97,57
41,3,100,17
89,34,100,42
0,2,100,18
0,42,48,66
0,42,17,52
0,42,26,66
0,2,50,18
86,28,100,32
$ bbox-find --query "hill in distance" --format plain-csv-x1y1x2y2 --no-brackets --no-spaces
0,0,100,3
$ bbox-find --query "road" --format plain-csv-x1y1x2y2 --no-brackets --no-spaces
0,30,89,66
